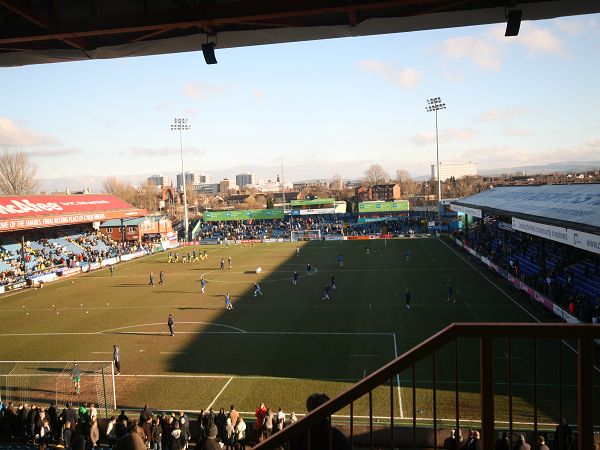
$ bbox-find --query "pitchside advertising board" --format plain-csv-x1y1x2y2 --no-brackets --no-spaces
290,198,335,206
512,217,600,254
0,195,144,231
358,201,409,213
203,209,284,221
449,203,482,218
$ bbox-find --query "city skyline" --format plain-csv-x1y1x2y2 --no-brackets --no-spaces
1,13,599,193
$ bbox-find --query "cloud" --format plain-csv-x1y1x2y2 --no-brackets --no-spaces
503,127,532,137
359,60,422,89
413,132,436,146
459,140,600,168
436,36,502,70
518,24,562,53
27,148,81,157
183,82,222,100
413,129,477,146
0,117,62,147
447,128,478,142
554,17,598,36
477,107,528,122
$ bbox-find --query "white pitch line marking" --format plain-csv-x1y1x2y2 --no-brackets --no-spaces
393,333,404,419
206,377,234,411
439,238,600,375
100,321,247,334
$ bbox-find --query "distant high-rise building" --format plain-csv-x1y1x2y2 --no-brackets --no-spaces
197,173,211,184
431,162,478,181
147,174,171,187
236,172,257,188
219,178,238,193
177,172,203,189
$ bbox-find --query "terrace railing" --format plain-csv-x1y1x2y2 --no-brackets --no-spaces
253,323,600,450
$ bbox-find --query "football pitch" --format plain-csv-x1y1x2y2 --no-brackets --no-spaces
0,238,595,427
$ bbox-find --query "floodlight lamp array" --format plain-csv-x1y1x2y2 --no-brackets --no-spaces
171,118,191,131
425,97,446,112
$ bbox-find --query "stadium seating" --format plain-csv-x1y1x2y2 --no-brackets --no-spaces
465,220,599,322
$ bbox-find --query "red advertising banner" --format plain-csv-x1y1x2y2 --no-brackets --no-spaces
0,195,145,231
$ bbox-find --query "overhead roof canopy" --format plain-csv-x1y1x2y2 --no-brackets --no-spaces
451,184,600,234
1,0,599,67
0,194,146,231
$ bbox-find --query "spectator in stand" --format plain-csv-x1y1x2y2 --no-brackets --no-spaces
234,417,247,450
200,423,220,450
262,408,274,440
63,421,73,449
290,393,350,450
106,416,117,446
554,419,574,450
223,418,235,450
536,436,549,450
444,429,461,450
88,416,99,449
228,405,239,429
255,403,267,442
494,431,510,450
514,434,530,450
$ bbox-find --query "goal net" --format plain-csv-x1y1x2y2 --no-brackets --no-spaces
290,229,321,242
0,361,116,417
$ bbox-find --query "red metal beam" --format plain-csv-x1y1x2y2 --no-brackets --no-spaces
0,0,85,49
0,0,457,46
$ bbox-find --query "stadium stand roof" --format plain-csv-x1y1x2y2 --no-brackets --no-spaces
0,194,145,232
99,217,146,227
1,0,598,67
451,184,600,234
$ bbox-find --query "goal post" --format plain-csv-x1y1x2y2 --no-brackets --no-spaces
290,229,321,242
0,361,116,416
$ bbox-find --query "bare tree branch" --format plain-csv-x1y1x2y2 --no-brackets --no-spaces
0,148,41,194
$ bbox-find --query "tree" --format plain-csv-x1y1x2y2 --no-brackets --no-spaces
134,180,160,212
329,174,343,191
395,169,418,198
266,196,274,209
103,177,136,204
363,164,390,186
0,148,40,194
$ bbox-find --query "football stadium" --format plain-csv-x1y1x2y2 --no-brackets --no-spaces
1,2,600,450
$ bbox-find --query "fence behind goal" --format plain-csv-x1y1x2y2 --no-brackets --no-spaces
0,361,116,417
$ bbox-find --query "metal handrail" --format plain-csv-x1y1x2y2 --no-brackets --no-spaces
252,322,600,450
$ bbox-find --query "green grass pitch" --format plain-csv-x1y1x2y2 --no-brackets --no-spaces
0,238,595,426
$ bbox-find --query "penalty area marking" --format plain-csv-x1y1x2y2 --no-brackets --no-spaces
206,377,234,411
100,322,247,334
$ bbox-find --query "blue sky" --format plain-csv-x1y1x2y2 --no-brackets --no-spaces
1,13,599,190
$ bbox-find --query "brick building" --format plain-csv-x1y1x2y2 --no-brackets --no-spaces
355,183,401,202
99,216,173,242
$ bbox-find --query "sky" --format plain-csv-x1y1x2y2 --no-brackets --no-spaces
1,13,599,192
